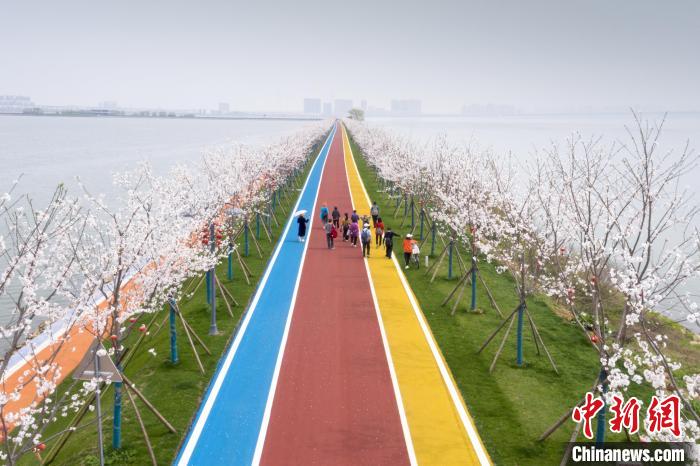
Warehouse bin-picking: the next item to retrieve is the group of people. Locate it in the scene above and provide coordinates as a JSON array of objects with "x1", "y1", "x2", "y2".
[{"x1": 296, "y1": 201, "x2": 420, "y2": 269}]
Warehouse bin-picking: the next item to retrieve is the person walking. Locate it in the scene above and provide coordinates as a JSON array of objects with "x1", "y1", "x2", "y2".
[
  {"x1": 341, "y1": 213, "x2": 350, "y2": 242},
  {"x1": 331, "y1": 206, "x2": 340, "y2": 229},
  {"x1": 350, "y1": 210, "x2": 360, "y2": 224},
  {"x1": 324, "y1": 218, "x2": 335, "y2": 249},
  {"x1": 375, "y1": 217, "x2": 385, "y2": 247},
  {"x1": 370, "y1": 201, "x2": 380, "y2": 226},
  {"x1": 384, "y1": 227, "x2": 396, "y2": 258},
  {"x1": 320, "y1": 204, "x2": 329, "y2": 223},
  {"x1": 349, "y1": 220, "x2": 359, "y2": 247},
  {"x1": 361, "y1": 223, "x2": 372, "y2": 257},
  {"x1": 403, "y1": 233, "x2": 415, "y2": 269},
  {"x1": 411, "y1": 240, "x2": 421, "y2": 269},
  {"x1": 296, "y1": 213, "x2": 309, "y2": 242}
]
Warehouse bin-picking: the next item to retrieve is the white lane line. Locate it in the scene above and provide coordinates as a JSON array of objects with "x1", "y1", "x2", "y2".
[
  {"x1": 177, "y1": 126, "x2": 335, "y2": 466},
  {"x1": 343, "y1": 124, "x2": 492, "y2": 466},
  {"x1": 251, "y1": 124, "x2": 336, "y2": 465},
  {"x1": 362, "y1": 258, "x2": 418, "y2": 465},
  {"x1": 342, "y1": 128, "x2": 417, "y2": 465}
]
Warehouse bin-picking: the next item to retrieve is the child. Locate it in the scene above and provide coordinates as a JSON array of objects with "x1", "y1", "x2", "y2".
[
  {"x1": 411, "y1": 240, "x2": 421, "y2": 268},
  {"x1": 341, "y1": 213, "x2": 350, "y2": 241}
]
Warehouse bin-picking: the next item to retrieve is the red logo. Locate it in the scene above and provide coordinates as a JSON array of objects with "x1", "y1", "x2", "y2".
[
  {"x1": 609, "y1": 395, "x2": 641, "y2": 434},
  {"x1": 647, "y1": 395, "x2": 681, "y2": 436},
  {"x1": 572, "y1": 392, "x2": 605, "y2": 439}
]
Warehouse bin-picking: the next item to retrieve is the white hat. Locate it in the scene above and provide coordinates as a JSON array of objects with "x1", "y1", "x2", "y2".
[
  {"x1": 364, "y1": 223, "x2": 369, "y2": 227},
  {"x1": 406, "y1": 233, "x2": 413, "y2": 238}
]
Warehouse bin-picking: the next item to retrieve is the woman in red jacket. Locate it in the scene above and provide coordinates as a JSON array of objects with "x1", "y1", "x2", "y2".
[{"x1": 375, "y1": 217, "x2": 385, "y2": 247}]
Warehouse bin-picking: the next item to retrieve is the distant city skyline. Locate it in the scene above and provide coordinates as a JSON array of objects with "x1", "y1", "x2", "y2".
[{"x1": 2, "y1": 1, "x2": 698, "y2": 114}]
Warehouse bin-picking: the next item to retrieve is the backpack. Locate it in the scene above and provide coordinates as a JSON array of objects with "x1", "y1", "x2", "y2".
[
  {"x1": 331, "y1": 226, "x2": 338, "y2": 238},
  {"x1": 361, "y1": 229, "x2": 371, "y2": 243}
]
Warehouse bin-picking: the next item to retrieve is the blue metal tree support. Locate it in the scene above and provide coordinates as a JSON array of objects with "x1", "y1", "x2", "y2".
[
  {"x1": 410, "y1": 197, "x2": 415, "y2": 230},
  {"x1": 208, "y1": 222, "x2": 218, "y2": 335},
  {"x1": 256, "y1": 212, "x2": 261, "y2": 239},
  {"x1": 471, "y1": 256, "x2": 478, "y2": 311},
  {"x1": 516, "y1": 305, "x2": 524, "y2": 366},
  {"x1": 596, "y1": 369, "x2": 608, "y2": 445},
  {"x1": 205, "y1": 270, "x2": 212, "y2": 303},
  {"x1": 448, "y1": 241, "x2": 454, "y2": 280},
  {"x1": 419, "y1": 209, "x2": 424, "y2": 240},
  {"x1": 169, "y1": 300, "x2": 179, "y2": 364},
  {"x1": 431, "y1": 222, "x2": 436, "y2": 256},
  {"x1": 227, "y1": 249, "x2": 233, "y2": 281},
  {"x1": 244, "y1": 220, "x2": 250, "y2": 257},
  {"x1": 112, "y1": 339, "x2": 122, "y2": 449}
]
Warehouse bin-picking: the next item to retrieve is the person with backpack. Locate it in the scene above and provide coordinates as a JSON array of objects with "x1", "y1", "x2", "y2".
[
  {"x1": 384, "y1": 227, "x2": 397, "y2": 258},
  {"x1": 350, "y1": 210, "x2": 360, "y2": 223},
  {"x1": 375, "y1": 217, "x2": 385, "y2": 247},
  {"x1": 370, "y1": 201, "x2": 380, "y2": 226},
  {"x1": 349, "y1": 220, "x2": 360, "y2": 247},
  {"x1": 324, "y1": 218, "x2": 336, "y2": 249},
  {"x1": 331, "y1": 206, "x2": 340, "y2": 229},
  {"x1": 341, "y1": 213, "x2": 350, "y2": 242},
  {"x1": 361, "y1": 223, "x2": 372, "y2": 257},
  {"x1": 320, "y1": 204, "x2": 329, "y2": 223},
  {"x1": 403, "y1": 233, "x2": 416, "y2": 269},
  {"x1": 296, "y1": 213, "x2": 309, "y2": 242}
]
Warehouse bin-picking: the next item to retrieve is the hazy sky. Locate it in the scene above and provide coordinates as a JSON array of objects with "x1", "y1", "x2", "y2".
[{"x1": 2, "y1": 0, "x2": 699, "y2": 113}]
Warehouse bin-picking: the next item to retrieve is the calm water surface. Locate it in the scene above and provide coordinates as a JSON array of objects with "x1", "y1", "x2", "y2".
[
  {"x1": 368, "y1": 113, "x2": 700, "y2": 333},
  {"x1": 0, "y1": 116, "x2": 315, "y2": 332}
]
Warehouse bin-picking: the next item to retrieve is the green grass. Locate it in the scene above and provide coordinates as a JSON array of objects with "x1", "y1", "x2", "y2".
[
  {"x1": 16, "y1": 140, "x2": 325, "y2": 466},
  {"x1": 347, "y1": 133, "x2": 628, "y2": 465}
]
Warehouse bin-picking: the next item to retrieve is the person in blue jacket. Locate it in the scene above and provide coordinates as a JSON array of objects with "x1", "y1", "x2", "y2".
[
  {"x1": 297, "y1": 214, "x2": 309, "y2": 242},
  {"x1": 319, "y1": 204, "x2": 329, "y2": 223}
]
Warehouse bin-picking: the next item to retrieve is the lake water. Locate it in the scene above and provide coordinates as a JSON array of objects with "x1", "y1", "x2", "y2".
[
  {"x1": 0, "y1": 115, "x2": 315, "y2": 336},
  {"x1": 367, "y1": 113, "x2": 700, "y2": 334},
  {"x1": 367, "y1": 113, "x2": 700, "y2": 162},
  {"x1": 0, "y1": 115, "x2": 316, "y2": 206}
]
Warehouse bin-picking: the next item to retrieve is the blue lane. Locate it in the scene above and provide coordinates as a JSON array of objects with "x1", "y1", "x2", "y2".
[{"x1": 174, "y1": 124, "x2": 336, "y2": 466}]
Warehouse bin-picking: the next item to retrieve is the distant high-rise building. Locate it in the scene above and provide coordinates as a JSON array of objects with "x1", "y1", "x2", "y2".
[
  {"x1": 322, "y1": 102, "x2": 332, "y2": 116},
  {"x1": 303, "y1": 98, "x2": 322, "y2": 114},
  {"x1": 333, "y1": 99, "x2": 353, "y2": 117},
  {"x1": 218, "y1": 102, "x2": 230, "y2": 114},
  {"x1": 361, "y1": 100, "x2": 367, "y2": 111},
  {"x1": 390, "y1": 99, "x2": 422, "y2": 116}
]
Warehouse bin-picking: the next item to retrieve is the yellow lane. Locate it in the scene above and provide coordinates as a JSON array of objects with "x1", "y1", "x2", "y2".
[{"x1": 341, "y1": 125, "x2": 491, "y2": 466}]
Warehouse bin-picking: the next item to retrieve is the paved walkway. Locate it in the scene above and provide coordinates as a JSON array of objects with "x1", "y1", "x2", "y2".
[{"x1": 175, "y1": 123, "x2": 491, "y2": 466}]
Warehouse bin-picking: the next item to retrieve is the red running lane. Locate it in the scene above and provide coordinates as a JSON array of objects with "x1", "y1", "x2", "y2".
[{"x1": 260, "y1": 126, "x2": 410, "y2": 465}]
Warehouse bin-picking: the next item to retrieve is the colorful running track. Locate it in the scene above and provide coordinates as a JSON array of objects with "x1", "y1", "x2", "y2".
[{"x1": 174, "y1": 123, "x2": 491, "y2": 466}]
